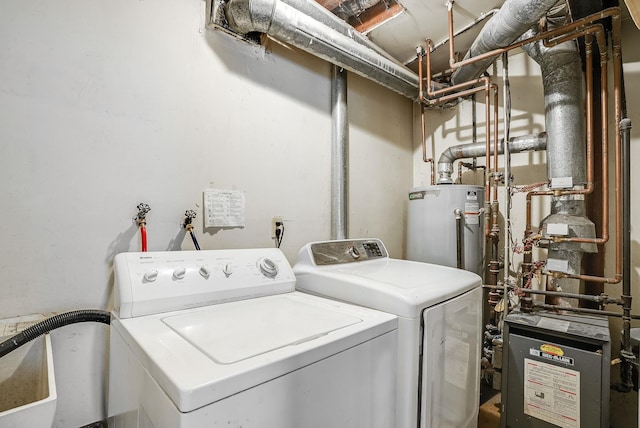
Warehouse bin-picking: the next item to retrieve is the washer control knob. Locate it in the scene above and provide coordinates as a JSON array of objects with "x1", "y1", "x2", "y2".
[
  {"x1": 348, "y1": 246, "x2": 360, "y2": 260},
  {"x1": 258, "y1": 258, "x2": 278, "y2": 278},
  {"x1": 199, "y1": 265, "x2": 211, "y2": 278},
  {"x1": 143, "y1": 269, "x2": 158, "y2": 282},
  {"x1": 173, "y1": 267, "x2": 187, "y2": 280},
  {"x1": 222, "y1": 263, "x2": 233, "y2": 277}
]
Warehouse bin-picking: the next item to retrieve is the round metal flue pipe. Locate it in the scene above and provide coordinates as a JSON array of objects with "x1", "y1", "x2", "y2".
[{"x1": 331, "y1": 66, "x2": 349, "y2": 240}]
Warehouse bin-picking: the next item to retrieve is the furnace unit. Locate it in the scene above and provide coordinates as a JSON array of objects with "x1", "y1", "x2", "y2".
[{"x1": 501, "y1": 310, "x2": 610, "y2": 428}]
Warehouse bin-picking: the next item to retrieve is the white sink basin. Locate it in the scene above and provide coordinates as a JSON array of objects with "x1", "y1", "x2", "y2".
[{"x1": 0, "y1": 315, "x2": 57, "y2": 428}]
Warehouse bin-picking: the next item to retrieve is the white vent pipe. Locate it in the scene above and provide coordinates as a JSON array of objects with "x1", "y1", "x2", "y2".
[{"x1": 224, "y1": 0, "x2": 420, "y2": 99}]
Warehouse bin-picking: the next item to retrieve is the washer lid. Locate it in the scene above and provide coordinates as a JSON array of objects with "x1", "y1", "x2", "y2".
[
  {"x1": 112, "y1": 292, "x2": 397, "y2": 413},
  {"x1": 162, "y1": 297, "x2": 360, "y2": 364}
]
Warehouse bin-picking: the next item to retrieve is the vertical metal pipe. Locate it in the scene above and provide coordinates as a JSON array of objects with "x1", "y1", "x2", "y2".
[
  {"x1": 331, "y1": 66, "x2": 348, "y2": 240},
  {"x1": 502, "y1": 52, "x2": 512, "y2": 290},
  {"x1": 621, "y1": 118, "x2": 633, "y2": 388},
  {"x1": 454, "y1": 209, "x2": 463, "y2": 269}
]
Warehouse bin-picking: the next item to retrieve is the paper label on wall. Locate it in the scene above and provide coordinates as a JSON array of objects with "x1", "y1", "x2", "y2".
[
  {"x1": 524, "y1": 358, "x2": 580, "y2": 428},
  {"x1": 444, "y1": 335, "x2": 470, "y2": 389},
  {"x1": 204, "y1": 189, "x2": 245, "y2": 228}
]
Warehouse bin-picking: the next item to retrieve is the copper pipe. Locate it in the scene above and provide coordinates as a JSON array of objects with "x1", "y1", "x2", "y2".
[
  {"x1": 530, "y1": 302, "x2": 640, "y2": 319},
  {"x1": 422, "y1": 40, "x2": 491, "y2": 102},
  {"x1": 554, "y1": 25, "x2": 610, "y2": 245},
  {"x1": 492, "y1": 84, "x2": 499, "y2": 202},
  {"x1": 448, "y1": 0, "x2": 455, "y2": 68},
  {"x1": 447, "y1": 7, "x2": 621, "y2": 72},
  {"x1": 524, "y1": 190, "x2": 552, "y2": 237},
  {"x1": 419, "y1": 40, "x2": 494, "y2": 189},
  {"x1": 483, "y1": 284, "x2": 623, "y2": 305},
  {"x1": 557, "y1": 272, "x2": 621, "y2": 284},
  {"x1": 420, "y1": 103, "x2": 436, "y2": 185}
]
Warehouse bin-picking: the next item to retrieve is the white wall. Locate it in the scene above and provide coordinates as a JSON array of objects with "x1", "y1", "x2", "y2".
[{"x1": 0, "y1": 0, "x2": 413, "y2": 425}]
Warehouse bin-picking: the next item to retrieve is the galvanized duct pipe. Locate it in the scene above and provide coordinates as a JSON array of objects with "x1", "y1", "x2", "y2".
[
  {"x1": 450, "y1": 0, "x2": 564, "y2": 85},
  {"x1": 225, "y1": 0, "x2": 419, "y2": 99},
  {"x1": 331, "y1": 66, "x2": 349, "y2": 240},
  {"x1": 519, "y1": 27, "x2": 586, "y2": 184},
  {"x1": 436, "y1": 133, "x2": 547, "y2": 184},
  {"x1": 519, "y1": 9, "x2": 595, "y2": 304}
]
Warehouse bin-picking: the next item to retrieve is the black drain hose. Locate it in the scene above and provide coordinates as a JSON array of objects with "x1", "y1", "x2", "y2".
[{"x1": 0, "y1": 309, "x2": 111, "y2": 359}]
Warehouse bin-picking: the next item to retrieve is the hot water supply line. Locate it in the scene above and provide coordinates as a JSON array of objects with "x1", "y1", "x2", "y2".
[
  {"x1": 0, "y1": 310, "x2": 111, "y2": 359},
  {"x1": 183, "y1": 210, "x2": 201, "y2": 250},
  {"x1": 135, "y1": 203, "x2": 151, "y2": 252}
]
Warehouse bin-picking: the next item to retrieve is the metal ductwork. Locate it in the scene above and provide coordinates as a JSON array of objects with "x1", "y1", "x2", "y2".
[
  {"x1": 224, "y1": 0, "x2": 420, "y2": 99},
  {"x1": 450, "y1": 0, "x2": 564, "y2": 85},
  {"x1": 519, "y1": 27, "x2": 586, "y2": 184},
  {"x1": 437, "y1": 133, "x2": 547, "y2": 184},
  {"x1": 519, "y1": 6, "x2": 595, "y2": 302}
]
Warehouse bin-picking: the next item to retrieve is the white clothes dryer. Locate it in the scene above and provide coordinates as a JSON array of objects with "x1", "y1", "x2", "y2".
[
  {"x1": 294, "y1": 239, "x2": 483, "y2": 428},
  {"x1": 108, "y1": 248, "x2": 397, "y2": 428}
]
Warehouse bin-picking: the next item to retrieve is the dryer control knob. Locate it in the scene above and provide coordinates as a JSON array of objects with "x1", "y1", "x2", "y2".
[
  {"x1": 173, "y1": 267, "x2": 187, "y2": 280},
  {"x1": 143, "y1": 269, "x2": 158, "y2": 282},
  {"x1": 258, "y1": 258, "x2": 278, "y2": 278},
  {"x1": 199, "y1": 265, "x2": 211, "y2": 278}
]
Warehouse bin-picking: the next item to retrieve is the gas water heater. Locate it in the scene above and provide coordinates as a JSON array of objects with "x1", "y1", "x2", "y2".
[{"x1": 407, "y1": 185, "x2": 485, "y2": 276}]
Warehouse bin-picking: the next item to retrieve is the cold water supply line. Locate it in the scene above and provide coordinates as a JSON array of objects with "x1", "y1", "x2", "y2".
[
  {"x1": 135, "y1": 203, "x2": 150, "y2": 252},
  {"x1": 183, "y1": 210, "x2": 201, "y2": 251}
]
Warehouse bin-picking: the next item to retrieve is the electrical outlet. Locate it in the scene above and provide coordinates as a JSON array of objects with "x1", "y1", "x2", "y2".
[{"x1": 271, "y1": 216, "x2": 283, "y2": 238}]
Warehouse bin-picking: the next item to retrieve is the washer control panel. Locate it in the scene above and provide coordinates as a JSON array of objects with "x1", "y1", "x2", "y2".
[
  {"x1": 114, "y1": 248, "x2": 295, "y2": 318},
  {"x1": 309, "y1": 239, "x2": 388, "y2": 266}
]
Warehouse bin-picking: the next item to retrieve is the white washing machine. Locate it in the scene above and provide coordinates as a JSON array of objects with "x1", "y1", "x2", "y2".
[
  {"x1": 294, "y1": 238, "x2": 483, "y2": 428},
  {"x1": 108, "y1": 248, "x2": 398, "y2": 428}
]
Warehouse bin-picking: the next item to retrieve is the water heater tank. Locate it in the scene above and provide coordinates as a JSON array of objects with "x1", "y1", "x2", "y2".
[{"x1": 407, "y1": 185, "x2": 485, "y2": 276}]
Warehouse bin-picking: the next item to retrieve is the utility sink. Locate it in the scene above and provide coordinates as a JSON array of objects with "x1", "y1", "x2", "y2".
[{"x1": 0, "y1": 315, "x2": 57, "y2": 428}]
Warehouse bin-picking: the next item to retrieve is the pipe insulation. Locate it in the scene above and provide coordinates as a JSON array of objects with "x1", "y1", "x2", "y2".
[
  {"x1": 225, "y1": 0, "x2": 420, "y2": 99},
  {"x1": 450, "y1": 0, "x2": 565, "y2": 85},
  {"x1": 437, "y1": 133, "x2": 547, "y2": 184}
]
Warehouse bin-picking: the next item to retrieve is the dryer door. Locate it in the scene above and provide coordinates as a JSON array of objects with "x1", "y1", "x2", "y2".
[{"x1": 420, "y1": 286, "x2": 482, "y2": 428}]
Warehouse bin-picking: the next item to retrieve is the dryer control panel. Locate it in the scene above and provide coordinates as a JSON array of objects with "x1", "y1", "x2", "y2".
[
  {"x1": 308, "y1": 239, "x2": 388, "y2": 266},
  {"x1": 114, "y1": 248, "x2": 295, "y2": 318}
]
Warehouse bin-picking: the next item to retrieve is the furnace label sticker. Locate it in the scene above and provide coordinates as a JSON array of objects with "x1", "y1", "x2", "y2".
[
  {"x1": 524, "y1": 358, "x2": 580, "y2": 428},
  {"x1": 530, "y1": 347, "x2": 575, "y2": 366}
]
